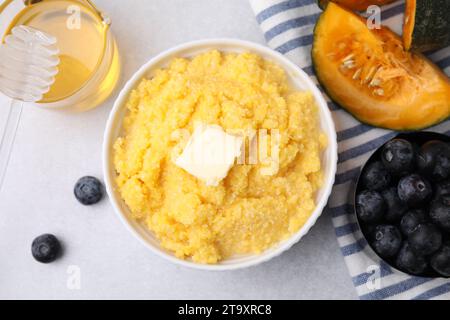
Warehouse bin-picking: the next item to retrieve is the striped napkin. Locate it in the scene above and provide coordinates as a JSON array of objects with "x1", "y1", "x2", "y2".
[{"x1": 249, "y1": 0, "x2": 450, "y2": 300}]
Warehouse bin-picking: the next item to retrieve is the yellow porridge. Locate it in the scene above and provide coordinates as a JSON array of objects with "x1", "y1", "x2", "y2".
[{"x1": 113, "y1": 50, "x2": 326, "y2": 263}]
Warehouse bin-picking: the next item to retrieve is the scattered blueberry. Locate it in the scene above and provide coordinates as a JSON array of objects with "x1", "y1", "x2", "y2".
[
  {"x1": 417, "y1": 140, "x2": 450, "y2": 182},
  {"x1": 381, "y1": 139, "x2": 415, "y2": 176},
  {"x1": 398, "y1": 174, "x2": 432, "y2": 208},
  {"x1": 409, "y1": 223, "x2": 442, "y2": 256},
  {"x1": 31, "y1": 234, "x2": 61, "y2": 263},
  {"x1": 372, "y1": 225, "x2": 402, "y2": 259},
  {"x1": 430, "y1": 244, "x2": 450, "y2": 277},
  {"x1": 382, "y1": 187, "x2": 407, "y2": 222},
  {"x1": 430, "y1": 194, "x2": 450, "y2": 232},
  {"x1": 396, "y1": 242, "x2": 428, "y2": 275},
  {"x1": 356, "y1": 190, "x2": 385, "y2": 223},
  {"x1": 400, "y1": 209, "x2": 427, "y2": 237},
  {"x1": 74, "y1": 176, "x2": 104, "y2": 205},
  {"x1": 361, "y1": 161, "x2": 391, "y2": 191}
]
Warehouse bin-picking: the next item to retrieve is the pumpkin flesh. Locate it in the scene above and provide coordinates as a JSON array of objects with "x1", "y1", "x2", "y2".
[
  {"x1": 312, "y1": 3, "x2": 450, "y2": 130},
  {"x1": 318, "y1": 0, "x2": 397, "y2": 11},
  {"x1": 403, "y1": 0, "x2": 416, "y2": 50}
]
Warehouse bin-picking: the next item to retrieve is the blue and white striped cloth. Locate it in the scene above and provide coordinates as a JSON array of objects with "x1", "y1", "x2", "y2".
[{"x1": 249, "y1": 0, "x2": 450, "y2": 300}]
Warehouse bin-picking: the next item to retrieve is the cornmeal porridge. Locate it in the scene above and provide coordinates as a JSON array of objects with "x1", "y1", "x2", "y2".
[{"x1": 113, "y1": 50, "x2": 326, "y2": 263}]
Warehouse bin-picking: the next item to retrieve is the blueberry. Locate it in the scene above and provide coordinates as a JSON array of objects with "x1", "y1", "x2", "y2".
[
  {"x1": 398, "y1": 174, "x2": 432, "y2": 208},
  {"x1": 409, "y1": 223, "x2": 442, "y2": 256},
  {"x1": 31, "y1": 234, "x2": 61, "y2": 263},
  {"x1": 430, "y1": 244, "x2": 450, "y2": 277},
  {"x1": 361, "y1": 161, "x2": 391, "y2": 191},
  {"x1": 74, "y1": 176, "x2": 104, "y2": 205},
  {"x1": 417, "y1": 140, "x2": 450, "y2": 182},
  {"x1": 356, "y1": 190, "x2": 386, "y2": 223},
  {"x1": 434, "y1": 180, "x2": 450, "y2": 200},
  {"x1": 400, "y1": 209, "x2": 427, "y2": 237},
  {"x1": 396, "y1": 242, "x2": 428, "y2": 275},
  {"x1": 381, "y1": 139, "x2": 415, "y2": 176},
  {"x1": 430, "y1": 194, "x2": 450, "y2": 232},
  {"x1": 382, "y1": 187, "x2": 407, "y2": 222},
  {"x1": 372, "y1": 225, "x2": 402, "y2": 259}
]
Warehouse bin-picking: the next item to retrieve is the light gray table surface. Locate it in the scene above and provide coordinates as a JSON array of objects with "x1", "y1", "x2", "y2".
[{"x1": 0, "y1": 0, "x2": 357, "y2": 300}]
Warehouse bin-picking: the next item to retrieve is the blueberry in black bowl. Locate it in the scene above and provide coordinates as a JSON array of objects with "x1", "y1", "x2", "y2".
[
  {"x1": 396, "y1": 242, "x2": 428, "y2": 275},
  {"x1": 361, "y1": 161, "x2": 391, "y2": 191},
  {"x1": 400, "y1": 209, "x2": 427, "y2": 237},
  {"x1": 434, "y1": 179, "x2": 450, "y2": 199},
  {"x1": 356, "y1": 190, "x2": 385, "y2": 223},
  {"x1": 417, "y1": 140, "x2": 450, "y2": 182},
  {"x1": 430, "y1": 194, "x2": 450, "y2": 232},
  {"x1": 372, "y1": 225, "x2": 402, "y2": 259},
  {"x1": 430, "y1": 244, "x2": 450, "y2": 277},
  {"x1": 382, "y1": 187, "x2": 407, "y2": 222},
  {"x1": 31, "y1": 234, "x2": 61, "y2": 263},
  {"x1": 408, "y1": 223, "x2": 442, "y2": 256},
  {"x1": 381, "y1": 139, "x2": 415, "y2": 176},
  {"x1": 355, "y1": 132, "x2": 450, "y2": 278},
  {"x1": 74, "y1": 176, "x2": 104, "y2": 205},
  {"x1": 397, "y1": 174, "x2": 432, "y2": 208}
]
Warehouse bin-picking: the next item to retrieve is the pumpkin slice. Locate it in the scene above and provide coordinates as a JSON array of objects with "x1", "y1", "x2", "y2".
[
  {"x1": 317, "y1": 0, "x2": 396, "y2": 11},
  {"x1": 312, "y1": 2, "x2": 450, "y2": 131},
  {"x1": 403, "y1": 0, "x2": 450, "y2": 52}
]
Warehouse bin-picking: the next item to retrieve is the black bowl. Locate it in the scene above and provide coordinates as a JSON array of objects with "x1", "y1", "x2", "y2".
[{"x1": 354, "y1": 131, "x2": 450, "y2": 278}]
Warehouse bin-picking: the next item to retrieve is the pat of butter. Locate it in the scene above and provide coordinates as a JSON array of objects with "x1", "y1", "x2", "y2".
[{"x1": 175, "y1": 123, "x2": 243, "y2": 186}]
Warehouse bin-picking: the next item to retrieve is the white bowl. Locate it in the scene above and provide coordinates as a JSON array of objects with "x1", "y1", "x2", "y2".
[{"x1": 103, "y1": 39, "x2": 337, "y2": 271}]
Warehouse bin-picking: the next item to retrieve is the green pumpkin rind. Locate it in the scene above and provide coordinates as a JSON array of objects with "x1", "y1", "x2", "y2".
[{"x1": 404, "y1": 0, "x2": 450, "y2": 52}]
